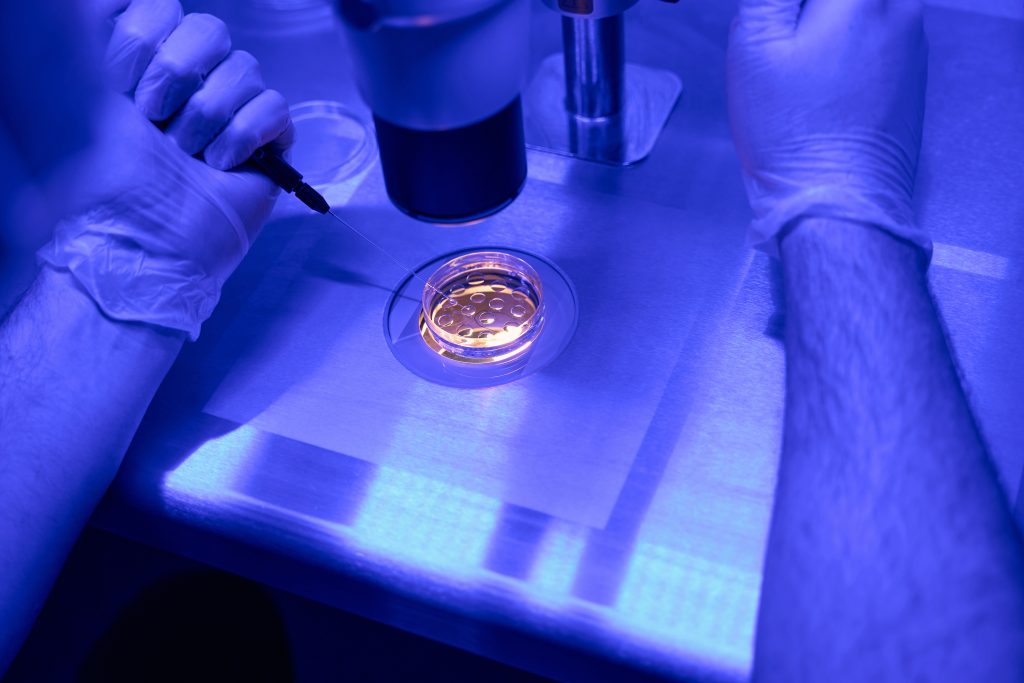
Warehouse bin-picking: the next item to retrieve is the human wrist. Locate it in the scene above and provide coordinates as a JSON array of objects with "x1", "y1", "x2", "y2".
[
  {"x1": 744, "y1": 183, "x2": 930, "y2": 262},
  {"x1": 31, "y1": 266, "x2": 186, "y2": 361},
  {"x1": 0, "y1": 267, "x2": 183, "y2": 464},
  {"x1": 780, "y1": 216, "x2": 929, "y2": 282},
  {"x1": 37, "y1": 208, "x2": 232, "y2": 341}
]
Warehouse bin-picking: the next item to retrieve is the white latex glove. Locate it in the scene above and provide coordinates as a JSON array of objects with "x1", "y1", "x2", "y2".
[
  {"x1": 39, "y1": 0, "x2": 294, "y2": 339},
  {"x1": 727, "y1": 0, "x2": 932, "y2": 259}
]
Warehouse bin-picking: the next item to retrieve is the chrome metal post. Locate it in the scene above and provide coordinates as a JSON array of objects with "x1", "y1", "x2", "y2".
[
  {"x1": 562, "y1": 15, "x2": 625, "y2": 119},
  {"x1": 525, "y1": 3, "x2": 681, "y2": 165}
]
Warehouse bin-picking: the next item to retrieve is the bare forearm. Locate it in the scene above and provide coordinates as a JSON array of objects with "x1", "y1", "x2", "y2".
[
  {"x1": 754, "y1": 219, "x2": 1024, "y2": 681},
  {"x1": 0, "y1": 267, "x2": 182, "y2": 669}
]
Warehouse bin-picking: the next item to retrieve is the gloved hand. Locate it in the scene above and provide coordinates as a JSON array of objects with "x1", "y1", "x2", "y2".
[
  {"x1": 727, "y1": 0, "x2": 932, "y2": 259},
  {"x1": 39, "y1": 0, "x2": 294, "y2": 339}
]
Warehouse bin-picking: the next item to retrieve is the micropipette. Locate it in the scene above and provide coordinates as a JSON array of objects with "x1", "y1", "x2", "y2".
[
  {"x1": 246, "y1": 146, "x2": 331, "y2": 214},
  {"x1": 246, "y1": 146, "x2": 457, "y2": 305}
]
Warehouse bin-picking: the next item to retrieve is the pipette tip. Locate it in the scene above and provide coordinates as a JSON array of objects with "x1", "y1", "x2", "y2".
[{"x1": 295, "y1": 183, "x2": 330, "y2": 214}]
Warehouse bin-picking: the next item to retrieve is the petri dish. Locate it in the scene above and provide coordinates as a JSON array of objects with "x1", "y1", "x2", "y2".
[
  {"x1": 288, "y1": 101, "x2": 376, "y2": 193},
  {"x1": 385, "y1": 247, "x2": 578, "y2": 389},
  {"x1": 419, "y1": 251, "x2": 544, "y2": 363}
]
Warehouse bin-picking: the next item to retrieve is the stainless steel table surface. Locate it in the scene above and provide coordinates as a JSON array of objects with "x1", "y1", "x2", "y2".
[{"x1": 96, "y1": 2, "x2": 1024, "y2": 681}]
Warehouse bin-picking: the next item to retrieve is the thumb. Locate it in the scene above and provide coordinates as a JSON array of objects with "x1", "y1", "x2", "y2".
[{"x1": 737, "y1": 0, "x2": 804, "y2": 33}]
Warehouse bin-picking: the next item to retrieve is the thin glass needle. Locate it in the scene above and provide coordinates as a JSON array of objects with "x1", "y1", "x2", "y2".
[{"x1": 327, "y1": 209, "x2": 453, "y2": 306}]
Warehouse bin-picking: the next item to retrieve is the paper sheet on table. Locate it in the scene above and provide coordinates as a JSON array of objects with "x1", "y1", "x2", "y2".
[{"x1": 203, "y1": 177, "x2": 740, "y2": 528}]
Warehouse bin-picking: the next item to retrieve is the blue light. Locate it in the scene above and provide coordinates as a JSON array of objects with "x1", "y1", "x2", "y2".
[
  {"x1": 527, "y1": 521, "x2": 589, "y2": 599},
  {"x1": 351, "y1": 466, "x2": 501, "y2": 575},
  {"x1": 163, "y1": 425, "x2": 264, "y2": 500},
  {"x1": 615, "y1": 541, "x2": 759, "y2": 675}
]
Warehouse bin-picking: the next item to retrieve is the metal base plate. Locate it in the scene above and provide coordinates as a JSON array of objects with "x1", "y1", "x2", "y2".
[{"x1": 523, "y1": 54, "x2": 682, "y2": 166}]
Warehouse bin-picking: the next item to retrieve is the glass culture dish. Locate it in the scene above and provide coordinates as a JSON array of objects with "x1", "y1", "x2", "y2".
[{"x1": 419, "y1": 251, "x2": 545, "y2": 363}]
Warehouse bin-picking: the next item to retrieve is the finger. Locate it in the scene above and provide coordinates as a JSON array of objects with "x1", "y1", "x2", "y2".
[
  {"x1": 86, "y1": 0, "x2": 130, "y2": 54},
  {"x1": 204, "y1": 89, "x2": 293, "y2": 170},
  {"x1": 135, "y1": 13, "x2": 232, "y2": 121},
  {"x1": 801, "y1": 0, "x2": 886, "y2": 34},
  {"x1": 271, "y1": 118, "x2": 296, "y2": 156},
  {"x1": 165, "y1": 50, "x2": 265, "y2": 155},
  {"x1": 104, "y1": 0, "x2": 182, "y2": 94},
  {"x1": 93, "y1": 0, "x2": 131, "y2": 22},
  {"x1": 737, "y1": 0, "x2": 804, "y2": 33}
]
